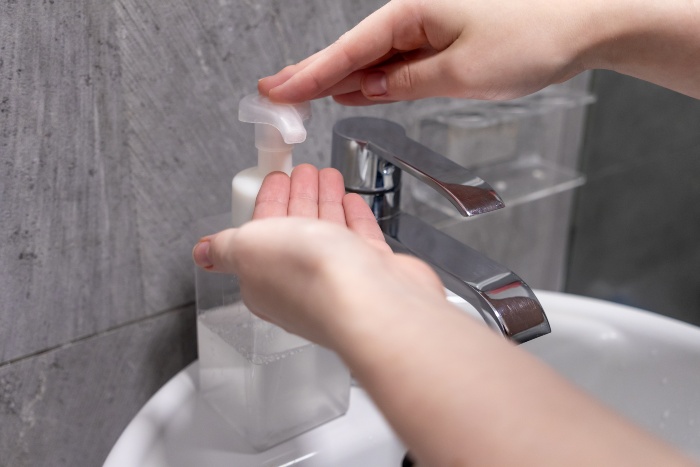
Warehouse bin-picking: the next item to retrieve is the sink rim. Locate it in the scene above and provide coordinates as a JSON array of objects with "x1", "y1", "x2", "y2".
[{"x1": 104, "y1": 290, "x2": 700, "y2": 466}]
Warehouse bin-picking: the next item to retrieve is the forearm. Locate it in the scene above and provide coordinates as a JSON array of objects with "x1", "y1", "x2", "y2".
[
  {"x1": 581, "y1": 0, "x2": 700, "y2": 97},
  {"x1": 332, "y1": 290, "x2": 695, "y2": 466}
]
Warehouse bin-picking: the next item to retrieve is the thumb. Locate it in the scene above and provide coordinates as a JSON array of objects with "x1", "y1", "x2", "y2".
[
  {"x1": 361, "y1": 50, "x2": 464, "y2": 101},
  {"x1": 192, "y1": 228, "x2": 240, "y2": 274}
]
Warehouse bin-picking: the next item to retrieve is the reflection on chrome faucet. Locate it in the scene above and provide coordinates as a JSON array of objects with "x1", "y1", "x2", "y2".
[{"x1": 332, "y1": 117, "x2": 551, "y2": 344}]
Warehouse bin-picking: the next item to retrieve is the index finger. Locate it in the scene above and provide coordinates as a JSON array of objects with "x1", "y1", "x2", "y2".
[
  {"x1": 262, "y1": 1, "x2": 426, "y2": 103},
  {"x1": 253, "y1": 172, "x2": 290, "y2": 219}
]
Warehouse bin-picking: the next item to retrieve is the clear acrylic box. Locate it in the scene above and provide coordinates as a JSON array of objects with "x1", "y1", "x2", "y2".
[
  {"x1": 406, "y1": 89, "x2": 593, "y2": 228},
  {"x1": 194, "y1": 214, "x2": 351, "y2": 451}
]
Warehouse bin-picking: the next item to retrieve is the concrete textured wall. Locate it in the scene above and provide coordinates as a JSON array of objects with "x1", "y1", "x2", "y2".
[{"x1": 0, "y1": 1, "x2": 585, "y2": 465}]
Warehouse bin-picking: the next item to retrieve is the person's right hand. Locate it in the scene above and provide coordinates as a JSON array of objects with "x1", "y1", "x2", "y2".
[
  {"x1": 192, "y1": 165, "x2": 445, "y2": 349},
  {"x1": 259, "y1": 0, "x2": 700, "y2": 103}
]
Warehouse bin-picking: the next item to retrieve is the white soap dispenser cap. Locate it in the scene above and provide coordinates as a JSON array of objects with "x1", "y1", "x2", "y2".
[
  {"x1": 239, "y1": 94, "x2": 311, "y2": 147},
  {"x1": 238, "y1": 94, "x2": 310, "y2": 175}
]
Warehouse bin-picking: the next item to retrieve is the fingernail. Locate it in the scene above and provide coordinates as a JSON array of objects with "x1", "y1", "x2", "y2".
[
  {"x1": 193, "y1": 238, "x2": 214, "y2": 270},
  {"x1": 268, "y1": 84, "x2": 304, "y2": 104},
  {"x1": 363, "y1": 71, "x2": 387, "y2": 97}
]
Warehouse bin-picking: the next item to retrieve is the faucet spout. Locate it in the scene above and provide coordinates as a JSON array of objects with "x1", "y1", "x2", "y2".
[
  {"x1": 331, "y1": 116, "x2": 551, "y2": 343},
  {"x1": 332, "y1": 117, "x2": 504, "y2": 217},
  {"x1": 382, "y1": 213, "x2": 551, "y2": 344}
]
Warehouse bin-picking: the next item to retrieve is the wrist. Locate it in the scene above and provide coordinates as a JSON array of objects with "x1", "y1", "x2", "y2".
[
  {"x1": 574, "y1": 0, "x2": 643, "y2": 72},
  {"x1": 319, "y1": 253, "x2": 451, "y2": 364},
  {"x1": 577, "y1": 0, "x2": 700, "y2": 96}
]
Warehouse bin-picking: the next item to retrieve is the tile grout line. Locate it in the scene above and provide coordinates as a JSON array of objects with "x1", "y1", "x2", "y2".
[{"x1": 0, "y1": 302, "x2": 195, "y2": 370}]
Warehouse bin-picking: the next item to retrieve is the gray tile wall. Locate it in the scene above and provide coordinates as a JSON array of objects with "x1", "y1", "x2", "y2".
[
  {"x1": 0, "y1": 1, "x2": 587, "y2": 465},
  {"x1": 1, "y1": 0, "x2": 143, "y2": 364},
  {"x1": 0, "y1": 305, "x2": 196, "y2": 467},
  {"x1": 567, "y1": 71, "x2": 700, "y2": 325}
]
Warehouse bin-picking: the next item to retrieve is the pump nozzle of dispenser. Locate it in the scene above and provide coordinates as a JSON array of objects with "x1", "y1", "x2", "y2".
[
  {"x1": 238, "y1": 94, "x2": 311, "y2": 174},
  {"x1": 232, "y1": 94, "x2": 311, "y2": 226}
]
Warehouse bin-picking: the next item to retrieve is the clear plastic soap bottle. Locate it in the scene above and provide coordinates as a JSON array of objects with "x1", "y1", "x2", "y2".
[{"x1": 195, "y1": 94, "x2": 351, "y2": 451}]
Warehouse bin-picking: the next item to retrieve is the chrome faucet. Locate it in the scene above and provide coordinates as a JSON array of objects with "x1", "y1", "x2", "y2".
[{"x1": 332, "y1": 117, "x2": 551, "y2": 344}]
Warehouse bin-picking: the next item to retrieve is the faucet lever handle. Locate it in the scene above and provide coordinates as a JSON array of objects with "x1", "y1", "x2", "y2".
[{"x1": 332, "y1": 117, "x2": 505, "y2": 216}]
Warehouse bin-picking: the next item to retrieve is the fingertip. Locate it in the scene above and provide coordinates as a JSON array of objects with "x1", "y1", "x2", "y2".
[
  {"x1": 258, "y1": 76, "x2": 280, "y2": 97},
  {"x1": 267, "y1": 83, "x2": 303, "y2": 104},
  {"x1": 290, "y1": 163, "x2": 320, "y2": 187},
  {"x1": 257, "y1": 78, "x2": 271, "y2": 96},
  {"x1": 318, "y1": 166, "x2": 343, "y2": 183},
  {"x1": 268, "y1": 63, "x2": 334, "y2": 103},
  {"x1": 258, "y1": 65, "x2": 297, "y2": 97},
  {"x1": 257, "y1": 170, "x2": 291, "y2": 197},
  {"x1": 361, "y1": 71, "x2": 388, "y2": 97},
  {"x1": 291, "y1": 162, "x2": 318, "y2": 174},
  {"x1": 262, "y1": 170, "x2": 291, "y2": 182},
  {"x1": 193, "y1": 237, "x2": 214, "y2": 270},
  {"x1": 195, "y1": 228, "x2": 241, "y2": 274}
]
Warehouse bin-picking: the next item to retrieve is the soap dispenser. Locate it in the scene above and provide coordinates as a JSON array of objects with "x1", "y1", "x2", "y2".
[{"x1": 195, "y1": 94, "x2": 351, "y2": 451}]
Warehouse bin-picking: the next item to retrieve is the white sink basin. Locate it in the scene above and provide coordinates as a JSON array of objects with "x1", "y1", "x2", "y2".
[{"x1": 104, "y1": 291, "x2": 700, "y2": 466}]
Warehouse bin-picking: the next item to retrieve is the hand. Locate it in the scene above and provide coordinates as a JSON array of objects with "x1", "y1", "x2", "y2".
[
  {"x1": 192, "y1": 164, "x2": 443, "y2": 348},
  {"x1": 258, "y1": 0, "x2": 593, "y2": 104},
  {"x1": 259, "y1": 0, "x2": 700, "y2": 103}
]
